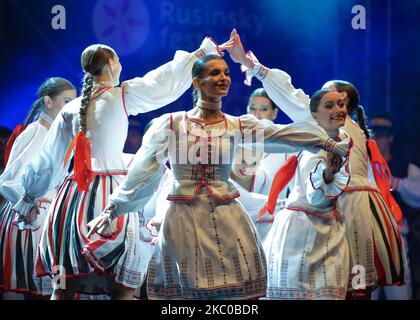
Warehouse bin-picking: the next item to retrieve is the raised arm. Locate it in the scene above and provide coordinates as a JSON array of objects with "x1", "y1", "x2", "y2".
[
  {"x1": 123, "y1": 37, "x2": 233, "y2": 115},
  {"x1": 227, "y1": 29, "x2": 314, "y2": 123}
]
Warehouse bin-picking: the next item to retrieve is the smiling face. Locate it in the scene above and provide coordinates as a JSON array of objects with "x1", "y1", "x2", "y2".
[
  {"x1": 247, "y1": 96, "x2": 278, "y2": 120},
  {"x1": 193, "y1": 59, "x2": 231, "y2": 101},
  {"x1": 312, "y1": 91, "x2": 347, "y2": 131}
]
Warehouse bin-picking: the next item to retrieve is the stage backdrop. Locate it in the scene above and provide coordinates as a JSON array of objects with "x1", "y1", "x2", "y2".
[{"x1": 0, "y1": 0, "x2": 419, "y2": 161}]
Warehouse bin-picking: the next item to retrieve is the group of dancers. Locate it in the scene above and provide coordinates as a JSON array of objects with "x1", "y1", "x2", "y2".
[{"x1": 0, "y1": 29, "x2": 407, "y2": 300}]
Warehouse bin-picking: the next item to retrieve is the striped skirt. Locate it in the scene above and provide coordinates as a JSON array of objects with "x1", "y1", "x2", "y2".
[
  {"x1": 339, "y1": 188, "x2": 406, "y2": 292},
  {"x1": 0, "y1": 200, "x2": 52, "y2": 296},
  {"x1": 146, "y1": 190, "x2": 267, "y2": 300},
  {"x1": 36, "y1": 173, "x2": 144, "y2": 295}
]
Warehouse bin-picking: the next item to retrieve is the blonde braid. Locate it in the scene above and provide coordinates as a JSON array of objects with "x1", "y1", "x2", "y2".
[{"x1": 79, "y1": 73, "x2": 94, "y2": 134}]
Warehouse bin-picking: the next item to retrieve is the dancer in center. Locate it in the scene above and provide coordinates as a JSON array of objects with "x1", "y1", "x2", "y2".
[{"x1": 86, "y1": 54, "x2": 350, "y2": 300}]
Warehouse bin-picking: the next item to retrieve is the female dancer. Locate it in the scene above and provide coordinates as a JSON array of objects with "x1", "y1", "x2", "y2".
[
  {"x1": 240, "y1": 88, "x2": 297, "y2": 241},
  {"x1": 10, "y1": 37, "x2": 230, "y2": 300},
  {"x1": 227, "y1": 29, "x2": 406, "y2": 298},
  {"x1": 247, "y1": 88, "x2": 296, "y2": 200},
  {"x1": 262, "y1": 89, "x2": 351, "y2": 299},
  {"x1": 0, "y1": 78, "x2": 76, "y2": 298},
  {"x1": 86, "y1": 54, "x2": 349, "y2": 300}
]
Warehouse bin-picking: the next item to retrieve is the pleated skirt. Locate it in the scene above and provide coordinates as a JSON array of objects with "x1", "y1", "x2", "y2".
[
  {"x1": 36, "y1": 173, "x2": 144, "y2": 295},
  {"x1": 0, "y1": 201, "x2": 52, "y2": 296},
  {"x1": 146, "y1": 190, "x2": 267, "y2": 300},
  {"x1": 263, "y1": 208, "x2": 349, "y2": 300},
  {"x1": 339, "y1": 188, "x2": 406, "y2": 292}
]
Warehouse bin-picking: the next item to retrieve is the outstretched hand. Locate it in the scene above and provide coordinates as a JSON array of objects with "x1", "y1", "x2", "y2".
[
  {"x1": 323, "y1": 152, "x2": 343, "y2": 183},
  {"x1": 218, "y1": 38, "x2": 234, "y2": 56},
  {"x1": 226, "y1": 28, "x2": 254, "y2": 68},
  {"x1": 330, "y1": 153, "x2": 343, "y2": 174},
  {"x1": 226, "y1": 29, "x2": 245, "y2": 63}
]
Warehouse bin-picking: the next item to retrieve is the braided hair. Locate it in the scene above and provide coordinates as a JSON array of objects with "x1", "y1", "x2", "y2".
[
  {"x1": 79, "y1": 44, "x2": 115, "y2": 134},
  {"x1": 326, "y1": 80, "x2": 371, "y2": 139},
  {"x1": 356, "y1": 104, "x2": 370, "y2": 139},
  {"x1": 24, "y1": 77, "x2": 75, "y2": 126}
]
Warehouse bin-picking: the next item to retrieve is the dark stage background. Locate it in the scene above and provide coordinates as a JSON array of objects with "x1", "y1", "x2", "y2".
[
  {"x1": 1, "y1": 0, "x2": 419, "y2": 145},
  {"x1": 0, "y1": 0, "x2": 420, "y2": 299}
]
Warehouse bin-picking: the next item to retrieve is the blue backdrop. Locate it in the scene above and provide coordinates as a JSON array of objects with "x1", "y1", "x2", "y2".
[{"x1": 0, "y1": 0, "x2": 419, "y2": 160}]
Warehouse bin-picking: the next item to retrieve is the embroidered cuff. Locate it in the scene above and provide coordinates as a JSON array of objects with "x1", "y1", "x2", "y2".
[
  {"x1": 324, "y1": 137, "x2": 352, "y2": 157},
  {"x1": 194, "y1": 37, "x2": 222, "y2": 59},
  {"x1": 12, "y1": 195, "x2": 40, "y2": 231},
  {"x1": 12, "y1": 194, "x2": 35, "y2": 216},
  {"x1": 240, "y1": 51, "x2": 268, "y2": 86}
]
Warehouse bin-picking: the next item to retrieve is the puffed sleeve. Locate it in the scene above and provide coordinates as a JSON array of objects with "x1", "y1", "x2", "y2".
[
  {"x1": 241, "y1": 51, "x2": 315, "y2": 123},
  {"x1": 107, "y1": 114, "x2": 171, "y2": 216},
  {"x1": 0, "y1": 123, "x2": 47, "y2": 204},
  {"x1": 12, "y1": 112, "x2": 73, "y2": 215},
  {"x1": 239, "y1": 114, "x2": 350, "y2": 157},
  {"x1": 122, "y1": 37, "x2": 221, "y2": 115},
  {"x1": 305, "y1": 152, "x2": 350, "y2": 207}
]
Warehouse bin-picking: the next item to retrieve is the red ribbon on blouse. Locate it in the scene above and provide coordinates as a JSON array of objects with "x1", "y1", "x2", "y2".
[
  {"x1": 258, "y1": 155, "x2": 298, "y2": 220},
  {"x1": 64, "y1": 131, "x2": 96, "y2": 192},
  {"x1": 62, "y1": 86, "x2": 113, "y2": 192}
]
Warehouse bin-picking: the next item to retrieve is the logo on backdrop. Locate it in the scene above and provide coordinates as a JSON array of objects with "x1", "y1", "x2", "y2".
[
  {"x1": 92, "y1": 0, "x2": 150, "y2": 56},
  {"x1": 89, "y1": 0, "x2": 265, "y2": 54},
  {"x1": 159, "y1": 1, "x2": 265, "y2": 50}
]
